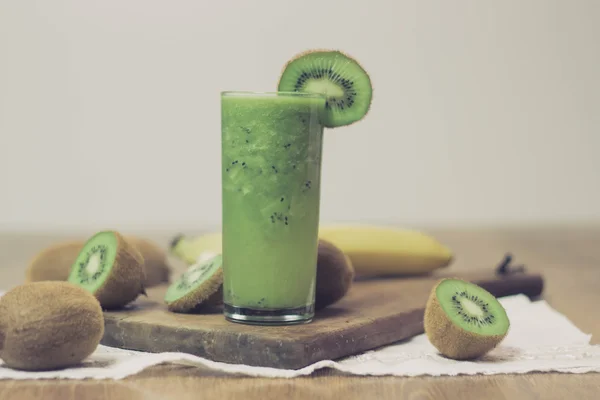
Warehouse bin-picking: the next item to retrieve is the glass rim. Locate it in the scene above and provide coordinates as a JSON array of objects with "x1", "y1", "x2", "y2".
[{"x1": 221, "y1": 90, "x2": 326, "y2": 99}]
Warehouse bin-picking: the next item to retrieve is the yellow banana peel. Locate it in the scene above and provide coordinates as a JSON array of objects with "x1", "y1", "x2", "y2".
[{"x1": 170, "y1": 225, "x2": 453, "y2": 277}]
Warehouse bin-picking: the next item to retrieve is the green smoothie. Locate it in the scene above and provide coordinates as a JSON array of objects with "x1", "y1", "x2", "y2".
[{"x1": 221, "y1": 92, "x2": 325, "y2": 322}]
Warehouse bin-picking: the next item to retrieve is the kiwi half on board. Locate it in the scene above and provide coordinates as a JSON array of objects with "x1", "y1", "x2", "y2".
[
  {"x1": 164, "y1": 254, "x2": 224, "y2": 313},
  {"x1": 424, "y1": 278, "x2": 510, "y2": 360},
  {"x1": 67, "y1": 231, "x2": 146, "y2": 310},
  {"x1": 278, "y1": 49, "x2": 373, "y2": 128}
]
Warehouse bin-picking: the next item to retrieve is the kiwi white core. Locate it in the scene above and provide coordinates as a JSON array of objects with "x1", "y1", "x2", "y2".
[
  {"x1": 461, "y1": 298, "x2": 484, "y2": 318},
  {"x1": 86, "y1": 253, "x2": 102, "y2": 276},
  {"x1": 305, "y1": 80, "x2": 344, "y2": 98}
]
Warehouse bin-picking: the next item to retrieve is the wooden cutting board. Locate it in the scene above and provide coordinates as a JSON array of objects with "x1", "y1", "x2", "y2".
[{"x1": 101, "y1": 271, "x2": 544, "y2": 369}]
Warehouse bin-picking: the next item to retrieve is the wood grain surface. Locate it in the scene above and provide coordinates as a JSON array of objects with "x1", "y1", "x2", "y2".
[
  {"x1": 101, "y1": 272, "x2": 543, "y2": 368},
  {"x1": 0, "y1": 226, "x2": 599, "y2": 399}
]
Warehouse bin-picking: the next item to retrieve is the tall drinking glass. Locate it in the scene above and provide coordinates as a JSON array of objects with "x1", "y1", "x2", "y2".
[{"x1": 221, "y1": 91, "x2": 326, "y2": 325}]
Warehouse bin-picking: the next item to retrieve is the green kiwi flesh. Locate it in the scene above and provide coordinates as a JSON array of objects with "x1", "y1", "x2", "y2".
[
  {"x1": 0, "y1": 281, "x2": 104, "y2": 371},
  {"x1": 278, "y1": 50, "x2": 373, "y2": 128},
  {"x1": 67, "y1": 231, "x2": 146, "y2": 310},
  {"x1": 164, "y1": 254, "x2": 223, "y2": 313},
  {"x1": 424, "y1": 278, "x2": 510, "y2": 360}
]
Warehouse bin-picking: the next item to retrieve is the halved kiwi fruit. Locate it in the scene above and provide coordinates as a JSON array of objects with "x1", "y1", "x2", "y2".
[
  {"x1": 0, "y1": 281, "x2": 104, "y2": 371},
  {"x1": 424, "y1": 278, "x2": 510, "y2": 360},
  {"x1": 164, "y1": 254, "x2": 223, "y2": 313},
  {"x1": 278, "y1": 49, "x2": 373, "y2": 128},
  {"x1": 67, "y1": 231, "x2": 146, "y2": 310}
]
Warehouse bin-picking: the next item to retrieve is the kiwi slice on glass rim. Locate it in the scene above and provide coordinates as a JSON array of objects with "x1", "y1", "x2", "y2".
[{"x1": 278, "y1": 49, "x2": 373, "y2": 128}]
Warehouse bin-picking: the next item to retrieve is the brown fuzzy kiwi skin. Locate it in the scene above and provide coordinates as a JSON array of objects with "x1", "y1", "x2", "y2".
[
  {"x1": 0, "y1": 323, "x2": 5, "y2": 352},
  {"x1": 0, "y1": 281, "x2": 104, "y2": 371},
  {"x1": 25, "y1": 241, "x2": 84, "y2": 282},
  {"x1": 277, "y1": 48, "x2": 374, "y2": 128},
  {"x1": 127, "y1": 236, "x2": 172, "y2": 287},
  {"x1": 84, "y1": 231, "x2": 147, "y2": 310},
  {"x1": 315, "y1": 239, "x2": 355, "y2": 310},
  {"x1": 165, "y1": 268, "x2": 223, "y2": 313},
  {"x1": 423, "y1": 279, "x2": 509, "y2": 360}
]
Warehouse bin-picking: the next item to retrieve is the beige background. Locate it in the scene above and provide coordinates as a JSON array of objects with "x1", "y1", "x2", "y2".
[{"x1": 1, "y1": 0, "x2": 599, "y2": 233}]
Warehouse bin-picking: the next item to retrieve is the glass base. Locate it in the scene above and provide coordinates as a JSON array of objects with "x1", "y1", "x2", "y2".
[{"x1": 224, "y1": 303, "x2": 314, "y2": 326}]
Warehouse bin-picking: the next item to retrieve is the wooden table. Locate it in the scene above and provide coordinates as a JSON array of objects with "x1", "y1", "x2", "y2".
[{"x1": 1, "y1": 226, "x2": 599, "y2": 399}]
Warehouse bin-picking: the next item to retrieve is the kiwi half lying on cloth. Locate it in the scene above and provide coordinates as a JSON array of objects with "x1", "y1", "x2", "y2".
[{"x1": 424, "y1": 278, "x2": 510, "y2": 360}]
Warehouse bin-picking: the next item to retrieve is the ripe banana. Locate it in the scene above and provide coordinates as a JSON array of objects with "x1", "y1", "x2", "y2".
[
  {"x1": 170, "y1": 225, "x2": 453, "y2": 277},
  {"x1": 170, "y1": 232, "x2": 223, "y2": 265},
  {"x1": 318, "y1": 225, "x2": 453, "y2": 276}
]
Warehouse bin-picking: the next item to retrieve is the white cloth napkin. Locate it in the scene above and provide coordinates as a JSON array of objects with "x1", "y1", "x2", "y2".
[{"x1": 0, "y1": 291, "x2": 599, "y2": 380}]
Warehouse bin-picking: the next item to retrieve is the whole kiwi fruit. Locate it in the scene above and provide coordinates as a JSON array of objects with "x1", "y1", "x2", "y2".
[
  {"x1": 315, "y1": 239, "x2": 355, "y2": 310},
  {"x1": 0, "y1": 281, "x2": 104, "y2": 371},
  {"x1": 67, "y1": 231, "x2": 146, "y2": 310},
  {"x1": 127, "y1": 236, "x2": 172, "y2": 286},
  {"x1": 24, "y1": 241, "x2": 84, "y2": 282}
]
